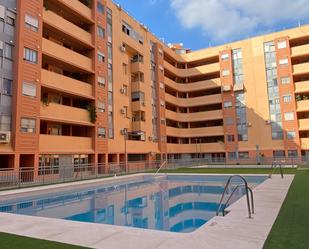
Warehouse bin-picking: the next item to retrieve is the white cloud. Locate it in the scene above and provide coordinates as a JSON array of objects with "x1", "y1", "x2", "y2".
[{"x1": 170, "y1": 0, "x2": 309, "y2": 41}]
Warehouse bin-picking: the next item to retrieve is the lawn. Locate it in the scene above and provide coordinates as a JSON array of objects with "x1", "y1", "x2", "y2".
[
  {"x1": 262, "y1": 169, "x2": 309, "y2": 249},
  {"x1": 0, "y1": 232, "x2": 88, "y2": 249},
  {"x1": 0, "y1": 167, "x2": 308, "y2": 249}
]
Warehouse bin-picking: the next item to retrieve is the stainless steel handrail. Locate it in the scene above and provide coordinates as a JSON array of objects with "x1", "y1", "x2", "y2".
[
  {"x1": 216, "y1": 175, "x2": 253, "y2": 218},
  {"x1": 220, "y1": 184, "x2": 255, "y2": 216},
  {"x1": 269, "y1": 161, "x2": 284, "y2": 179}
]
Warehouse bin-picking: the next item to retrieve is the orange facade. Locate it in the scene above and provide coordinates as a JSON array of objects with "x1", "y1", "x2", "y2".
[{"x1": 0, "y1": 0, "x2": 309, "y2": 171}]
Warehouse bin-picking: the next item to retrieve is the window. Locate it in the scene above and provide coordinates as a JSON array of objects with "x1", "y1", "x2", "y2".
[
  {"x1": 281, "y1": 77, "x2": 290, "y2": 84},
  {"x1": 98, "y1": 127, "x2": 106, "y2": 138},
  {"x1": 98, "y1": 51, "x2": 105, "y2": 63},
  {"x1": 227, "y1": 135, "x2": 235, "y2": 142},
  {"x1": 132, "y1": 91, "x2": 144, "y2": 102},
  {"x1": 273, "y1": 150, "x2": 285, "y2": 158},
  {"x1": 2, "y1": 78, "x2": 12, "y2": 95},
  {"x1": 122, "y1": 22, "x2": 131, "y2": 36},
  {"x1": 0, "y1": 41, "x2": 3, "y2": 57},
  {"x1": 98, "y1": 100, "x2": 105, "y2": 112},
  {"x1": 283, "y1": 94, "x2": 292, "y2": 103},
  {"x1": 288, "y1": 150, "x2": 298, "y2": 158},
  {"x1": 225, "y1": 117, "x2": 234, "y2": 125},
  {"x1": 21, "y1": 118, "x2": 36, "y2": 133},
  {"x1": 97, "y1": 2, "x2": 105, "y2": 14},
  {"x1": 221, "y1": 53, "x2": 229, "y2": 60},
  {"x1": 284, "y1": 112, "x2": 294, "y2": 121},
  {"x1": 97, "y1": 25, "x2": 105, "y2": 38},
  {"x1": 228, "y1": 152, "x2": 237, "y2": 159},
  {"x1": 239, "y1": 152, "x2": 249, "y2": 159},
  {"x1": 23, "y1": 47, "x2": 38, "y2": 63},
  {"x1": 223, "y1": 101, "x2": 232, "y2": 108},
  {"x1": 0, "y1": 114, "x2": 11, "y2": 131},
  {"x1": 98, "y1": 76, "x2": 105, "y2": 87},
  {"x1": 22, "y1": 82, "x2": 36, "y2": 97},
  {"x1": 5, "y1": 43, "x2": 13, "y2": 59},
  {"x1": 222, "y1": 69, "x2": 230, "y2": 77},
  {"x1": 279, "y1": 58, "x2": 288, "y2": 65},
  {"x1": 277, "y1": 41, "x2": 287, "y2": 49},
  {"x1": 6, "y1": 16, "x2": 14, "y2": 26},
  {"x1": 25, "y1": 14, "x2": 38, "y2": 31},
  {"x1": 287, "y1": 131, "x2": 296, "y2": 139}
]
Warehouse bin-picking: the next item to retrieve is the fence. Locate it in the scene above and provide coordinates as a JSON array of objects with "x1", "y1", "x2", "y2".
[{"x1": 0, "y1": 157, "x2": 308, "y2": 190}]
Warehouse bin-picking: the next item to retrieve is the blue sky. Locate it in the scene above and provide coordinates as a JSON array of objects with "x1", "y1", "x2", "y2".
[{"x1": 113, "y1": 0, "x2": 309, "y2": 51}]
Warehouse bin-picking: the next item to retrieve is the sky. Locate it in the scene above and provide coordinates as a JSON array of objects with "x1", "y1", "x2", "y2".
[{"x1": 113, "y1": 0, "x2": 309, "y2": 51}]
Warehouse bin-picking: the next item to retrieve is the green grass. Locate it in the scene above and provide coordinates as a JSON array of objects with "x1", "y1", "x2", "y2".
[
  {"x1": 263, "y1": 170, "x2": 309, "y2": 249},
  {"x1": 0, "y1": 167, "x2": 307, "y2": 249},
  {"x1": 0, "y1": 232, "x2": 87, "y2": 249},
  {"x1": 159, "y1": 167, "x2": 298, "y2": 175}
]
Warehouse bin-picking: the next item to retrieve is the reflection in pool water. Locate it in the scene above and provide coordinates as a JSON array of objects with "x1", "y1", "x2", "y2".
[{"x1": 0, "y1": 175, "x2": 267, "y2": 233}]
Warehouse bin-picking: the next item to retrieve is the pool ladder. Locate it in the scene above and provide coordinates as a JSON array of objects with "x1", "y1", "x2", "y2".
[
  {"x1": 216, "y1": 175, "x2": 254, "y2": 218},
  {"x1": 269, "y1": 161, "x2": 284, "y2": 179}
]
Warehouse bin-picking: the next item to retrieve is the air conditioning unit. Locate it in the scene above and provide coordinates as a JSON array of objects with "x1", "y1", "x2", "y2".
[
  {"x1": 120, "y1": 88, "x2": 125, "y2": 94},
  {"x1": 0, "y1": 132, "x2": 11, "y2": 144},
  {"x1": 120, "y1": 108, "x2": 126, "y2": 114},
  {"x1": 222, "y1": 85, "x2": 232, "y2": 92},
  {"x1": 120, "y1": 45, "x2": 126, "y2": 52},
  {"x1": 120, "y1": 128, "x2": 127, "y2": 135}
]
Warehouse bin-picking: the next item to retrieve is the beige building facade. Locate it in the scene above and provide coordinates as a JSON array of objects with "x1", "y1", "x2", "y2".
[{"x1": 0, "y1": 0, "x2": 308, "y2": 175}]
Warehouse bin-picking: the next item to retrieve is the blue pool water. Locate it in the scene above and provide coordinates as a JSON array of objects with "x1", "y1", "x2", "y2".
[{"x1": 0, "y1": 175, "x2": 267, "y2": 233}]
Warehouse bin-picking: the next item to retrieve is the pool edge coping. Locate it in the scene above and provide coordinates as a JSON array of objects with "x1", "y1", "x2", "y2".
[{"x1": 0, "y1": 173, "x2": 294, "y2": 249}]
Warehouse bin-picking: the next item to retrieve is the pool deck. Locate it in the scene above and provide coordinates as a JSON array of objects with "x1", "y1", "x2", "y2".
[{"x1": 0, "y1": 174, "x2": 294, "y2": 249}]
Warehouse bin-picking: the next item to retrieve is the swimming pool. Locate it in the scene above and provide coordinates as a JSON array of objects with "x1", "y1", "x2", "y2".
[{"x1": 0, "y1": 175, "x2": 267, "y2": 233}]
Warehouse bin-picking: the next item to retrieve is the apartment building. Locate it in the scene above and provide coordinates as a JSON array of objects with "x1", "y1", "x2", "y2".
[{"x1": 0, "y1": 0, "x2": 308, "y2": 176}]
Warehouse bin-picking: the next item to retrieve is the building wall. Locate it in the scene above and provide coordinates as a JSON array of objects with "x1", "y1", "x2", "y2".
[{"x1": 0, "y1": 0, "x2": 308, "y2": 171}]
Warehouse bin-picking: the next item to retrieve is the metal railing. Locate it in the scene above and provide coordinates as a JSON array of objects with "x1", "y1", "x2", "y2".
[
  {"x1": 216, "y1": 175, "x2": 254, "y2": 218},
  {"x1": 0, "y1": 156, "x2": 307, "y2": 190},
  {"x1": 269, "y1": 161, "x2": 284, "y2": 179}
]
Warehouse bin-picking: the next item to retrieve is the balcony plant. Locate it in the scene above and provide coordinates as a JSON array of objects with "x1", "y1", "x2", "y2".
[{"x1": 87, "y1": 104, "x2": 97, "y2": 123}]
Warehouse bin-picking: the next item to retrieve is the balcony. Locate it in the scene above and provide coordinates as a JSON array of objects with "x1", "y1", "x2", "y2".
[
  {"x1": 42, "y1": 38, "x2": 93, "y2": 73},
  {"x1": 132, "y1": 101, "x2": 147, "y2": 111},
  {"x1": 165, "y1": 110, "x2": 223, "y2": 122},
  {"x1": 165, "y1": 93, "x2": 222, "y2": 107},
  {"x1": 43, "y1": 9, "x2": 93, "y2": 46},
  {"x1": 164, "y1": 77, "x2": 221, "y2": 92},
  {"x1": 40, "y1": 103, "x2": 93, "y2": 126},
  {"x1": 131, "y1": 81, "x2": 145, "y2": 92},
  {"x1": 131, "y1": 62, "x2": 145, "y2": 73},
  {"x1": 301, "y1": 138, "x2": 309, "y2": 150},
  {"x1": 298, "y1": 119, "x2": 309, "y2": 131},
  {"x1": 297, "y1": 100, "x2": 309, "y2": 112},
  {"x1": 166, "y1": 126, "x2": 224, "y2": 138},
  {"x1": 39, "y1": 134, "x2": 93, "y2": 153},
  {"x1": 291, "y1": 44, "x2": 309, "y2": 58},
  {"x1": 164, "y1": 61, "x2": 220, "y2": 77},
  {"x1": 55, "y1": 0, "x2": 93, "y2": 22},
  {"x1": 293, "y1": 62, "x2": 309, "y2": 76},
  {"x1": 132, "y1": 121, "x2": 146, "y2": 131},
  {"x1": 41, "y1": 69, "x2": 94, "y2": 99},
  {"x1": 167, "y1": 143, "x2": 225, "y2": 153},
  {"x1": 295, "y1": 81, "x2": 309, "y2": 94}
]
